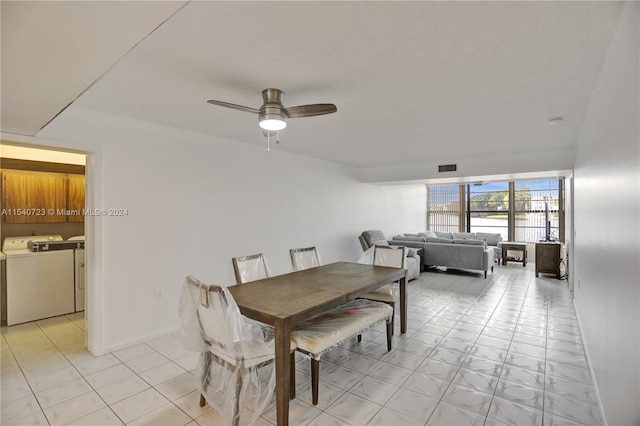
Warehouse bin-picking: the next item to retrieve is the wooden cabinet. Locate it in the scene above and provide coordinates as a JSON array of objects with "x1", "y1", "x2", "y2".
[
  {"x1": 535, "y1": 242, "x2": 562, "y2": 279},
  {"x1": 1, "y1": 170, "x2": 84, "y2": 223},
  {"x1": 67, "y1": 174, "x2": 85, "y2": 223}
]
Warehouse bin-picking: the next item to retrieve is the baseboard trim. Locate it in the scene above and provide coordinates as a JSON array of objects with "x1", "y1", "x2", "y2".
[
  {"x1": 103, "y1": 326, "x2": 178, "y2": 354},
  {"x1": 572, "y1": 299, "x2": 608, "y2": 426}
]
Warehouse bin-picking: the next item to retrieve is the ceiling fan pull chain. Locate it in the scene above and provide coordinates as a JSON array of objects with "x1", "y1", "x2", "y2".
[
  {"x1": 276, "y1": 129, "x2": 280, "y2": 144},
  {"x1": 267, "y1": 131, "x2": 271, "y2": 152}
]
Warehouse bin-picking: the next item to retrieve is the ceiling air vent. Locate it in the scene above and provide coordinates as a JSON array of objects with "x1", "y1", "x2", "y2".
[{"x1": 438, "y1": 164, "x2": 457, "y2": 173}]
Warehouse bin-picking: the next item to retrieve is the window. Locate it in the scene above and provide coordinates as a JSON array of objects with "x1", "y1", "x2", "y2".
[
  {"x1": 467, "y1": 182, "x2": 509, "y2": 241},
  {"x1": 426, "y1": 185, "x2": 460, "y2": 233},
  {"x1": 426, "y1": 178, "x2": 564, "y2": 242},
  {"x1": 514, "y1": 179, "x2": 561, "y2": 242}
]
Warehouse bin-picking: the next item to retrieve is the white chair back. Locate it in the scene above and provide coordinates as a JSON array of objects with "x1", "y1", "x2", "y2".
[
  {"x1": 290, "y1": 246, "x2": 320, "y2": 271},
  {"x1": 373, "y1": 245, "x2": 407, "y2": 269},
  {"x1": 232, "y1": 253, "x2": 269, "y2": 284},
  {"x1": 182, "y1": 276, "x2": 246, "y2": 351}
]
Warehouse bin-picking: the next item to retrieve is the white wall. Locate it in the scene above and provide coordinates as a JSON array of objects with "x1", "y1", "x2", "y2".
[
  {"x1": 573, "y1": 3, "x2": 639, "y2": 425},
  {"x1": 10, "y1": 106, "x2": 426, "y2": 353},
  {"x1": 359, "y1": 147, "x2": 575, "y2": 183}
]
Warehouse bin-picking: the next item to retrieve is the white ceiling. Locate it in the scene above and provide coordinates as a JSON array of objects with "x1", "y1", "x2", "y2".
[{"x1": 1, "y1": 1, "x2": 623, "y2": 169}]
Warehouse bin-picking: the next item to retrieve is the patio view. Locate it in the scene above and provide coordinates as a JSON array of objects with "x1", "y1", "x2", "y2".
[{"x1": 427, "y1": 179, "x2": 564, "y2": 243}]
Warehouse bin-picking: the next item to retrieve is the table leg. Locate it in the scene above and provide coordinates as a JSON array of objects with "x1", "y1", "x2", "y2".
[
  {"x1": 399, "y1": 275, "x2": 407, "y2": 333},
  {"x1": 274, "y1": 319, "x2": 290, "y2": 426}
]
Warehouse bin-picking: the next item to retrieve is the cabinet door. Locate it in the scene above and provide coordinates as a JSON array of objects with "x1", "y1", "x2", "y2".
[
  {"x1": 3, "y1": 170, "x2": 38, "y2": 223},
  {"x1": 67, "y1": 175, "x2": 85, "y2": 223},
  {"x1": 2, "y1": 170, "x2": 67, "y2": 223},
  {"x1": 37, "y1": 173, "x2": 67, "y2": 223}
]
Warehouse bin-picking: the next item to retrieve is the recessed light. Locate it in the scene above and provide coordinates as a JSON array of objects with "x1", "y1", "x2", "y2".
[{"x1": 548, "y1": 117, "x2": 564, "y2": 125}]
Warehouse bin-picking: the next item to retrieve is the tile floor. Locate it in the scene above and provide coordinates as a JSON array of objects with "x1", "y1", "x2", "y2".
[{"x1": 1, "y1": 263, "x2": 603, "y2": 425}]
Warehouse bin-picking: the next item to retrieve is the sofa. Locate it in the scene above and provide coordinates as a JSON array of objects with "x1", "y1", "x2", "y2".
[
  {"x1": 358, "y1": 230, "x2": 421, "y2": 281},
  {"x1": 390, "y1": 231, "x2": 499, "y2": 278}
]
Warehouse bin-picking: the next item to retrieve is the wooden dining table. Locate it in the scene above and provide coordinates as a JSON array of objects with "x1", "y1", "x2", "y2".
[{"x1": 227, "y1": 261, "x2": 407, "y2": 426}]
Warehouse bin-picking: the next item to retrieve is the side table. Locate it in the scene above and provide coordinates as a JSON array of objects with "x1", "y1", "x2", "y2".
[{"x1": 501, "y1": 242, "x2": 527, "y2": 267}]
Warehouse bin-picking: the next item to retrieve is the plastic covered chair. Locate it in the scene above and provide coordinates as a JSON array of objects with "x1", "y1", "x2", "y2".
[
  {"x1": 291, "y1": 299, "x2": 392, "y2": 405},
  {"x1": 232, "y1": 253, "x2": 269, "y2": 284},
  {"x1": 289, "y1": 246, "x2": 321, "y2": 271},
  {"x1": 357, "y1": 244, "x2": 407, "y2": 335},
  {"x1": 179, "y1": 275, "x2": 294, "y2": 426}
]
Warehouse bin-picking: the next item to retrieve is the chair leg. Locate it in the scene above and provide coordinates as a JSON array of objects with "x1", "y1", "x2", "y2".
[
  {"x1": 484, "y1": 270, "x2": 487, "y2": 279},
  {"x1": 199, "y1": 352, "x2": 212, "y2": 407},
  {"x1": 290, "y1": 351, "x2": 296, "y2": 400},
  {"x1": 386, "y1": 320, "x2": 392, "y2": 351},
  {"x1": 390, "y1": 302, "x2": 395, "y2": 335},
  {"x1": 232, "y1": 364, "x2": 245, "y2": 426},
  {"x1": 311, "y1": 359, "x2": 320, "y2": 405}
]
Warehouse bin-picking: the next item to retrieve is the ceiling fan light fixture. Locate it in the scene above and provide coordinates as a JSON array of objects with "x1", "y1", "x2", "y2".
[
  {"x1": 259, "y1": 116, "x2": 287, "y2": 131},
  {"x1": 259, "y1": 107, "x2": 287, "y2": 131}
]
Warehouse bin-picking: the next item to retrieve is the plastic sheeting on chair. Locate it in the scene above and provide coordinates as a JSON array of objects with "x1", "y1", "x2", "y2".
[
  {"x1": 290, "y1": 246, "x2": 322, "y2": 271},
  {"x1": 178, "y1": 275, "x2": 276, "y2": 426},
  {"x1": 232, "y1": 253, "x2": 271, "y2": 284}
]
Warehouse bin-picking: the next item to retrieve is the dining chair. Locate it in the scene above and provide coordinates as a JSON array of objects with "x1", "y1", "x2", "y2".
[
  {"x1": 357, "y1": 244, "x2": 407, "y2": 335},
  {"x1": 179, "y1": 275, "x2": 296, "y2": 426},
  {"x1": 232, "y1": 253, "x2": 269, "y2": 284},
  {"x1": 289, "y1": 246, "x2": 320, "y2": 271},
  {"x1": 291, "y1": 299, "x2": 393, "y2": 405}
]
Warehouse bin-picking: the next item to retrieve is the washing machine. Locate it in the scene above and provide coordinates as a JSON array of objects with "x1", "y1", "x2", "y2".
[
  {"x1": 68, "y1": 236, "x2": 85, "y2": 312},
  {"x1": 3, "y1": 235, "x2": 75, "y2": 325}
]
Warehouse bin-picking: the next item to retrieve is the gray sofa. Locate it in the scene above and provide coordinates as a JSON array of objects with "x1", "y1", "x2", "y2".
[
  {"x1": 358, "y1": 230, "x2": 421, "y2": 281},
  {"x1": 390, "y1": 231, "x2": 498, "y2": 278}
]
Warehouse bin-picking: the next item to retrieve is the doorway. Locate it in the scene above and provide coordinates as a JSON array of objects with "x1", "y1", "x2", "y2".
[{"x1": 0, "y1": 143, "x2": 88, "y2": 350}]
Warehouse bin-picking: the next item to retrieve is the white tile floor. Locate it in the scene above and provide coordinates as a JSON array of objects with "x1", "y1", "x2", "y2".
[{"x1": 1, "y1": 263, "x2": 602, "y2": 425}]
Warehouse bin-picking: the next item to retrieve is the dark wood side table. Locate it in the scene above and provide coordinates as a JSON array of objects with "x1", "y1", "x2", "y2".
[
  {"x1": 501, "y1": 242, "x2": 527, "y2": 267},
  {"x1": 535, "y1": 242, "x2": 562, "y2": 278}
]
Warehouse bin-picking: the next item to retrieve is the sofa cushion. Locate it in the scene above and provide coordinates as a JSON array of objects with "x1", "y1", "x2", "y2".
[
  {"x1": 475, "y1": 232, "x2": 502, "y2": 246},
  {"x1": 427, "y1": 237, "x2": 454, "y2": 244},
  {"x1": 453, "y1": 238, "x2": 487, "y2": 247},
  {"x1": 434, "y1": 231, "x2": 453, "y2": 239},
  {"x1": 453, "y1": 232, "x2": 476, "y2": 240},
  {"x1": 421, "y1": 230, "x2": 438, "y2": 239},
  {"x1": 394, "y1": 235, "x2": 426, "y2": 242}
]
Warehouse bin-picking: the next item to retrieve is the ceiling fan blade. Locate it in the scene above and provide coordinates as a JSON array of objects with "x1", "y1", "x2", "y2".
[
  {"x1": 207, "y1": 100, "x2": 259, "y2": 114},
  {"x1": 285, "y1": 104, "x2": 337, "y2": 118}
]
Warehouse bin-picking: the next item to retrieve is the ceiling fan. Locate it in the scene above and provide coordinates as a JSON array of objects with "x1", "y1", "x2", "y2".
[{"x1": 207, "y1": 88, "x2": 337, "y2": 141}]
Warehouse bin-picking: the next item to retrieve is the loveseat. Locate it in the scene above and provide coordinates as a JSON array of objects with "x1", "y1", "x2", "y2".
[
  {"x1": 390, "y1": 231, "x2": 499, "y2": 278},
  {"x1": 358, "y1": 230, "x2": 421, "y2": 281}
]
